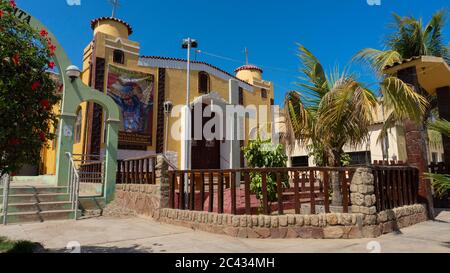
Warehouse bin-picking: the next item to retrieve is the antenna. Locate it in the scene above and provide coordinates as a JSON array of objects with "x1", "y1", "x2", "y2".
[
  {"x1": 109, "y1": 0, "x2": 120, "y2": 18},
  {"x1": 244, "y1": 47, "x2": 249, "y2": 65}
]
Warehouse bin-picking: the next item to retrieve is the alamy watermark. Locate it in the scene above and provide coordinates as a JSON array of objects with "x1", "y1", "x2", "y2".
[{"x1": 168, "y1": 103, "x2": 281, "y2": 147}]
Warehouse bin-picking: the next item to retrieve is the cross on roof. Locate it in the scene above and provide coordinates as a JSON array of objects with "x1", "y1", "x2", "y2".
[{"x1": 109, "y1": 0, "x2": 120, "y2": 18}]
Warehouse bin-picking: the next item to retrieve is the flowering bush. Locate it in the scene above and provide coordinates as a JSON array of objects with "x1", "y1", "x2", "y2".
[{"x1": 0, "y1": 0, "x2": 60, "y2": 175}]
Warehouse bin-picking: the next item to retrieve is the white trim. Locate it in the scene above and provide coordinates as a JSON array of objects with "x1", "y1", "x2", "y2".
[
  {"x1": 138, "y1": 58, "x2": 254, "y2": 92},
  {"x1": 105, "y1": 37, "x2": 140, "y2": 49},
  {"x1": 105, "y1": 45, "x2": 140, "y2": 56}
]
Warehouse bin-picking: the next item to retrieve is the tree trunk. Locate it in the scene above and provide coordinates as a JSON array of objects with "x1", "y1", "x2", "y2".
[
  {"x1": 329, "y1": 150, "x2": 343, "y2": 206},
  {"x1": 397, "y1": 67, "x2": 434, "y2": 217}
]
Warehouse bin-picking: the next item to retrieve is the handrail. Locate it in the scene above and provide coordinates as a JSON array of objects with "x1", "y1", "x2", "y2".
[
  {"x1": 1, "y1": 174, "x2": 10, "y2": 225},
  {"x1": 66, "y1": 152, "x2": 80, "y2": 220}
]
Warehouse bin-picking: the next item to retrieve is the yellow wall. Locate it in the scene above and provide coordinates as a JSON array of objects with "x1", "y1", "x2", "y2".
[{"x1": 41, "y1": 19, "x2": 275, "y2": 173}]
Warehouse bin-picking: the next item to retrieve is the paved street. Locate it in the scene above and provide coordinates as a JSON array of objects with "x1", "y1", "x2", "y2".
[{"x1": 0, "y1": 211, "x2": 449, "y2": 253}]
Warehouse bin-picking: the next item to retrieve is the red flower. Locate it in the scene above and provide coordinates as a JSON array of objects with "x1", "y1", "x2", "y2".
[
  {"x1": 10, "y1": 0, "x2": 16, "y2": 8},
  {"x1": 49, "y1": 44, "x2": 56, "y2": 54},
  {"x1": 40, "y1": 99, "x2": 50, "y2": 109},
  {"x1": 40, "y1": 29, "x2": 48, "y2": 37},
  {"x1": 8, "y1": 138, "x2": 21, "y2": 146},
  {"x1": 48, "y1": 61, "x2": 55, "y2": 69},
  {"x1": 0, "y1": 10, "x2": 4, "y2": 18},
  {"x1": 31, "y1": 81, "x2": 41, "y2": 91},
  {"x1": 39, "y1": 132, "x2": 46, "y2": 142},
  {"x1": 12, "y1": 53, "x2": 19, "y2": 65}
]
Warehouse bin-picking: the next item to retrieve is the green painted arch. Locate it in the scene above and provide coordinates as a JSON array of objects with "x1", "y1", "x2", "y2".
[{"x1": 17, "y1": 7, "x2": 120, "y2": 204}]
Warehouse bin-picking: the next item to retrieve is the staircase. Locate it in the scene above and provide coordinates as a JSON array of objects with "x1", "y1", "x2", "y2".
[{"x1": 0, "y1": 184, "x2": 77, "y2": 225}]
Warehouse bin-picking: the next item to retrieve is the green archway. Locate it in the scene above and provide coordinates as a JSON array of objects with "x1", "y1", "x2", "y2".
[{"x1": 16, "y1": 7, "x2": 120, "y2": 203}]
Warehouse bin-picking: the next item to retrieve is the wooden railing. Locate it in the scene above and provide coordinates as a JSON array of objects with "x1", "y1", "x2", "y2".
[
  {"x1": 117, "y1": 156, "x2": 157, "y2": 185},
  {"x1": 79, "y1": 162, "x2": 104, "y2": 184},
  {"x1": 168, "y1": 167, "x2": 355, "y2": 215},
  {"x1": 372, "y1": 166, "x2": 419, "y2": 211}
]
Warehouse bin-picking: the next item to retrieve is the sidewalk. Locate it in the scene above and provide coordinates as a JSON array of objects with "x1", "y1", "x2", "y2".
[{"x1": 0, "y1": 210, "x2": 449, "y2": 253}]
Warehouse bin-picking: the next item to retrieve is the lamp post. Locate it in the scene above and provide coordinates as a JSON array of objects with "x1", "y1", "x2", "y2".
[
  {"x1": 181, "y1": 38, "x2": 198, "y2": 207},
  {"x1": 163, "y1": 101, "x2": 173, "y2": 156}
]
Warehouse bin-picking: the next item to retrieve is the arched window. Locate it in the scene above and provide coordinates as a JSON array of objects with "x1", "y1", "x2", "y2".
[
  {"x1": 261, "y1": 88, "x2": 268, "y2": 99},
  {"x1": 113, "y1": 49, "x2": 125, "y2": 64},
  {"x1": 74, "y1": 108, "x2": 83, "y2": 144},
  {"x1": 198, "y1": 71, "x2": 210, "y2": 94}
]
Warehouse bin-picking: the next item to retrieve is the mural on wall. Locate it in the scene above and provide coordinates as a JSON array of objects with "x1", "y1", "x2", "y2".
[{"x1": 107, "y1": 65, "x2": 154, "y2": 144}]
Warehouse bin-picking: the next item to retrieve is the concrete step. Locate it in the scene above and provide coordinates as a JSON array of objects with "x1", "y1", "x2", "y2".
[
  {"x1": 6, "y1": 202, "x2": 73, "y2": 213},
  {"x1": 2, "y1": 210, "x2": 75, "y2": 224},
  {"x1": 1, "y1": 193, "x2": 70, "y2": 204},
  {"x1": 6, "y1": 187, "x2": 68, "y2": 195}
]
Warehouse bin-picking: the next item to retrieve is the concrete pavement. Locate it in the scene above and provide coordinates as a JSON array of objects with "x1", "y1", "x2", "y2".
[{"x1": 0, "y1": 211, "x2": 449, "y2": 253}]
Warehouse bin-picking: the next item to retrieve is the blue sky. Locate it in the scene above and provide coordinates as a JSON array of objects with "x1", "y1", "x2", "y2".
[{"x1": 18, "y1": 0, "x2": 450, "y2": 105}]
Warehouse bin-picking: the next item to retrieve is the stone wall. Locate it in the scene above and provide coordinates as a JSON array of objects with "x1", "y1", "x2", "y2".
[
  {"x1": 106, "y1": 155, "x2": 169, "y2": 218},
  {"x1": 113, "y1": 184, "x2": 163, "y2": 218},
  {"x1": 156, "y1": 204, "x2": 427, "y2": 239}
]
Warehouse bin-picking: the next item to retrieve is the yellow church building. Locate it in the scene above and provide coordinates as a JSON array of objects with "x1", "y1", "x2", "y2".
[{"x1": 40, "y1": 16, "x2": 275, "y2": 174}]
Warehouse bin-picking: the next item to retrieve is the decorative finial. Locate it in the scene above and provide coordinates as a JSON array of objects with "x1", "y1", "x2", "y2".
[{"x1": 109, "y1": 0, "x2": 120, "y2": 18}]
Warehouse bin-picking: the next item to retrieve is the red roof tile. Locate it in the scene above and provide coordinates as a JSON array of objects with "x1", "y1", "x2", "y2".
[
  {"x1": 140, "y1": 56, "x2": 254, "y2": 87},
  {"x1": 234, "y1": 64, "x2": 263, "y2": 73}
]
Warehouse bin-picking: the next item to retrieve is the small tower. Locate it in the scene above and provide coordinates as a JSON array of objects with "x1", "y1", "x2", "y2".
[
  {"x1": 91, "y1": 17, "x2": 133, "y2": 39},
  {"x1": 235, "y1": 65, "x2": 264, "y2": 85}
]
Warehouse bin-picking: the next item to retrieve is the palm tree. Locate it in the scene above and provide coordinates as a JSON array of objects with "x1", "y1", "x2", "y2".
[
  {"x1": 285, "y1": 45, "x2": 429, "y2": 206},
  {"x1": 354, "y1": 10, "x2": 449, "y2": 199},
  {"x1": 427, "y1": 119, "x2": 450, "y2": 198},
  {"x1": 355, "y1": 9, "x2": 449, "y2": 76}
]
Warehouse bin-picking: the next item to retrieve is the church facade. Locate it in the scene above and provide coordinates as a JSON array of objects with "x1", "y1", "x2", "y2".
[{"x1": 40, "y1": 17, "x2": 275, "y2": 173}]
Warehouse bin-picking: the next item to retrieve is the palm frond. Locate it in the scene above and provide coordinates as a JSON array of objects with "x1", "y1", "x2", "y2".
[
  {"x1": 380, "y1": 77, "x2": 429, "y2": 123},
  {"x1": 428, "y1": 118, "x2": 450, "y2": 137},
  {"x1": 353, "y1": 48, "x2": 402, "y2": 77},
  {"x1": 425, "y1": 173, "x2": 450, "y2": 199},
  {"x1": 296, "y1": 44, "x2": 330, "y2": 102}
]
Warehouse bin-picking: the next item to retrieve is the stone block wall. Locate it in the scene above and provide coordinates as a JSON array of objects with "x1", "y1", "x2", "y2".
[
  {"x1": 111, "y1": 163, "x2": 429, "y2": 239},
  {"x1": 156, "y1": 204, "x2": 427, "y2": 239}
]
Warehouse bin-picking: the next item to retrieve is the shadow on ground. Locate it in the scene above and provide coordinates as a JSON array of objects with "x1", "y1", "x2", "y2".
[{"x1": 50, "y1": 244, "x2": 152, "y2": 253}]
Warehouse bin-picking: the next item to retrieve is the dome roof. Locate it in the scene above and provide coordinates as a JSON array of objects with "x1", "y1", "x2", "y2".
[
  {"x1": 91, "y1": 17, "x2": 133, "y2": 35},
  {"x1": 234, "y1": 64, "x2": 263, "y2": 74}
]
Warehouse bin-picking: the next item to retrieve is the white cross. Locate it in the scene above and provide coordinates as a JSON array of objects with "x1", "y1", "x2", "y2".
[{"x1": 109, "y1": 0, "x2": 120, "y2": 18}]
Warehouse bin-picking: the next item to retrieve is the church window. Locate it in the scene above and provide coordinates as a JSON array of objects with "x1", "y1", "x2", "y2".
[
  {"x1": 198, "y1": 71, "x2": 210, "y2": 94},
  {"x1": 113, "y1": 49, "x2": 125, "y2": 64}
]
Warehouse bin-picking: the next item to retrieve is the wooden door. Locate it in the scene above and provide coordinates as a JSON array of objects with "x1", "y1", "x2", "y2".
[{"x1": 191, "y1": 104, "x2": 221, "y2": 170}]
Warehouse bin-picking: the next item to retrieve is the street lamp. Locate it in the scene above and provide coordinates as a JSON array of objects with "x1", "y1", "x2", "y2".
[
  {"x1": 181, "y1": 37, "x2": 198, "y2": 208},
  {"x1": 164, "y1": 101, "x2": 173, "y2": 156}
]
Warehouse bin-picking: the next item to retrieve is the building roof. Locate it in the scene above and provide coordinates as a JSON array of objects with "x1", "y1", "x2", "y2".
[
  {"x1": 139, "y1": 56, "x2": 255, "y2": 89},
  {"x1": 383, "y1": 55, "x2": 450, "y2": 95},
  {"x1": 234, "y1": 64, "x2": 263, "y2": 73},
  {"x1": 383, "y1": 56, "x2": 421, "y2": 70},
  {"x1": 91, "y1": 17, "x2": 133, "y2": 35}
]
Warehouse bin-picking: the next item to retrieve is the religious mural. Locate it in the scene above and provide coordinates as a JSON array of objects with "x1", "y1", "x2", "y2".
[{"x1": 107, "y1": 65, "x2": 154, "y2": 141}]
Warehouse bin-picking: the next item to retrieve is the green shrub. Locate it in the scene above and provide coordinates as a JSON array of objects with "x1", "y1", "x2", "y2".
[
  {"x1": 243, "y1": 138, "x2": 288, "y2": 202},
  {"x1": 0, "y1": 236, "x2": 42, "y2": 253}
]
